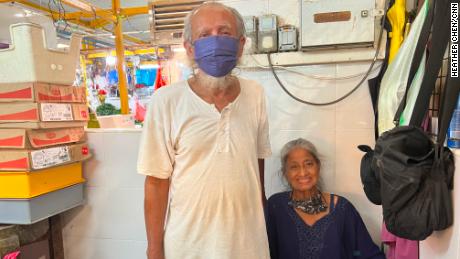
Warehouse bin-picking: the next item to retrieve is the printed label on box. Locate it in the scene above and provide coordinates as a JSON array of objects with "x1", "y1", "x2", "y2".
[
  {"x1": 40, "y1": 103, "x2": 73, "y2": 121},
  {"x1": 31, "y1": 146, "x2": 71, "y2": 169}
]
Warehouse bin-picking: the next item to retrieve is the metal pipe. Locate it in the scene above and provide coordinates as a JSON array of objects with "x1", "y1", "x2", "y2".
[{"x1": 113, "y1": 0, "x2": 129, "y2": 114}]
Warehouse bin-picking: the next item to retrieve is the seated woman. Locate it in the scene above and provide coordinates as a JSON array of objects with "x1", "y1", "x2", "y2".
[{"x1": 266, "y1": 138, "x2": 385, "y2": 259}]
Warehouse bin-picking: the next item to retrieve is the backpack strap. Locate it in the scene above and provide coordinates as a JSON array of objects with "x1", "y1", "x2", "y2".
[{"x1": 409, "y1": 0, "x2": 452, "y2": 126}]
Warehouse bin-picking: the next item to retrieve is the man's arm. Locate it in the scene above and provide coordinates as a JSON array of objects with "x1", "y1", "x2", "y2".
[
  {"x1": 144, "y1": 176, "x2": 170, "y2": 259},
  {"x1": 258, "y1": 159, "x2": 267, "y2": 206}
]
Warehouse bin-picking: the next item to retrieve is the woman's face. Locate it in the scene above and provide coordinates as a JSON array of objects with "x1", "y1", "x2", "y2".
[{"x1": 285, "y1": 147, "x2": 320, "y2": 193}]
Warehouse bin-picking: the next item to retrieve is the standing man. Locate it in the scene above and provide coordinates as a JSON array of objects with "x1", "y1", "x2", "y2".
[{"x1": 137, "y1": 2, "x2": 271, "y2": 259}]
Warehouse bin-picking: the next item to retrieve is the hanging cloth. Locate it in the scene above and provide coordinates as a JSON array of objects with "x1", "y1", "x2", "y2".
[
  {"x1": 154, "y1": 61, "x2": 168, "y2": 91},
  {"x1": 398, "y1": 54, "x2": 426, "y2": 124},
  {"x1": 381, "y1": 222, "x2": 419, "y2": 259},
  {"x1": 367, "y1": 12, "x2": 392, "y2": 140},
  {"x1": 394, "y1": 0, "x2": 434, "y2": 125},
  {"x1": 377, "y1": 0, "x2": 429, "y2": 134},
  {"x1": 366, "y1": 0, "x2": 395, "y2": 139},
  {"x1": 387, "y1": 0, "x2": 407, "y2": 63}
]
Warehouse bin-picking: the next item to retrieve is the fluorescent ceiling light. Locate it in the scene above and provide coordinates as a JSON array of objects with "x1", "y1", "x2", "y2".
[
  {"x1": 57, "y1": 43, "x2": 69, "y2": 49},
  {"x1": 106, "y1": 55, "x2": 117, "y2": 66},
  {"x1": 15, "y1": 10, "x2": 34, "y2": 18},
  {"x1": 139, "y1": 64, "x2": 159, "y2": 69},
  {"x1": 172, "y1": 47, "x2": 186, "y2": 52},
  {"x1": 63, "y1": 0, "x2": 93, "y2": 12}
]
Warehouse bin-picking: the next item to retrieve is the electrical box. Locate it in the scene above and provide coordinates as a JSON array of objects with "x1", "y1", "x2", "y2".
[
  {"x1": 300, "y1": 0, "x2": 377, "y2": 50},
  {"x1": 278, "y1": 25, "x2": 297, "y2": 52},
  {"x1": 243, "y1": 16, "x2": 258, "y2": 54},
  {"x1": 257, "y1": 14, "x2": 278, "y2": 53}
]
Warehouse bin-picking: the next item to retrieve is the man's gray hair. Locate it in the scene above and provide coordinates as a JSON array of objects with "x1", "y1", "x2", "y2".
[{"x1": 183, "y1": 2, "x2": 246, "y2": 43}]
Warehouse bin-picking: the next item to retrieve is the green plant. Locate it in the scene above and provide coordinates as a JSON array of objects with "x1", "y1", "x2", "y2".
[{"x1": 96, "y1": 103, "x2": 121, "y2": 116}]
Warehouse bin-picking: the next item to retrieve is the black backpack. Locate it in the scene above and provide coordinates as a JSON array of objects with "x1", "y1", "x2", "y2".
[
  {"x1": 358, "y1": 145, "x2": 381, "y2": 205},
  {"x1": 373, "y1": 126, "x2": 454, "y2": 240}
]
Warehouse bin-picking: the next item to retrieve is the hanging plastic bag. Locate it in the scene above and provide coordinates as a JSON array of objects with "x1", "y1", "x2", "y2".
[
  {"x1": 135, "y1": 98, "x2": 146, "y2": 122},
  {"x1": 3, "y1": 251, "x2": 20, "y2": 259},
  {"x1": 399, "y1": 53, "x2": 426, "y2": 125},
  {"x1": 378, "y1": 0, "x2": 428, "y2": 135}
]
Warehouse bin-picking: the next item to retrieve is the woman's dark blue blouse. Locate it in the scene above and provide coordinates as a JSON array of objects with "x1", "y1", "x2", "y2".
[{"x1": 266, "y1": 192, "x2": 385, "y2": 259}]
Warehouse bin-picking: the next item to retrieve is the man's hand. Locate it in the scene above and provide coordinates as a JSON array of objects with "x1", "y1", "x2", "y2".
[
  {"x1": 147, "y1": 246, "x2": 165, "y2": 259},
  {"x1": 258, "y1": 159, "x2": 266, "y2": 207},
  {"x1": 144, "y1": 176, "x2": 170, "y2": 259}
]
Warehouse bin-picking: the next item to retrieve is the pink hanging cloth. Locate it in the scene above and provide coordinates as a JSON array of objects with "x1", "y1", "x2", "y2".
[{"x1": 382, "y1": 222, "x2": 419, "y2": 259}]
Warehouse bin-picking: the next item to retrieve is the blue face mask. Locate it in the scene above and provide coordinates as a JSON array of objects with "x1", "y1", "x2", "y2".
[{"x1": 193, "y1": 35, "x2": 239, "y2": 77}]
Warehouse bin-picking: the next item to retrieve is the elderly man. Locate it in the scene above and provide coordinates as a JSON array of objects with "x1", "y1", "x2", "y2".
[{"x1": 137, "y1": 2, "x2": 271, "y2": 259}]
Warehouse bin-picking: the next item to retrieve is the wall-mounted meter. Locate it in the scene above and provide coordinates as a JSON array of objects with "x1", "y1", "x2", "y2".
[
  {"x1": 300, "y1": 0, "x2": 377, "y2": 50},
  {"x1": 278, "y1": 25, "x2": 297, "y2": 52},
  {"x1": 243, "y1": 16, "x2": 258, "y2": 54},
  {"x1": 257, "y1": 14, "x2": 278, "y2": 53}
]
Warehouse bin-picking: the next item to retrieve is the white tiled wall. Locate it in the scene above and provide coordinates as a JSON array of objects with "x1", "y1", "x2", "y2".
[
  {"x1": 61, "y1": 131, "x2": 147, "y2": 259},
  {"x1": 60, "y1": 62, "x2": 383, "y2": 259}
]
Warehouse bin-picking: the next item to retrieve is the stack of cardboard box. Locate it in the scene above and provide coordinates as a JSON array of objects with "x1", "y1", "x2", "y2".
[
  {"x1": 0, "y1": 83, "x2": 90, "y2": 173},
  {"x1": 0, "y1": 23, "x2": 89, "y2": 224},
  {"x1": 0, "y1": 83, "x2": 91, "y2": 224}
]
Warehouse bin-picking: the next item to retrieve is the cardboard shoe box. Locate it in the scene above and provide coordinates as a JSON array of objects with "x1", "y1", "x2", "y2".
[
  {"x1": 0, "y1": 143, "x2": 90, "y2": 171},
  {"x1": 0, "y1": 103, "x2": 89, "y2": 123},
  {"x1": 0, "y1": 82, "x2": 86, "y2": 103},
  {"x1": 0, "y1": 127, "x2": 85, "y2": 149}
]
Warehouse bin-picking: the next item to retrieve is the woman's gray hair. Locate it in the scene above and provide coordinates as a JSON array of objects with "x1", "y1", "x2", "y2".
[
  {"x1": 280, "y1": 138, "x2": 321, "y2": 174},
  {"x1": 183, "y1": 2, "x2": 246, "y2": 44},
  {"x1": 279, "y1": 138, "x2": 324, "y2": 190}
]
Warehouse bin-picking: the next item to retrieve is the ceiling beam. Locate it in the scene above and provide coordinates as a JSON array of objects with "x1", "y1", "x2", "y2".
[
  {"x1": 1, "y1": 0, "x2": 149, "y2": 44},
  {"x1": 0, "y1": 0, "x2": 92, "y2": 28},
  {"x1": 57, "y1": 28, "x2": 114, "y2": 48},
  {"x1": 63, "y1": 6, "x2": 149, "y2": 20},
  {"x1": 120, "y1": 6, "x2": 149, "y2": 17},
  {"x1": 50, "y1": 0, "x2": 148, "y2": 44},
  {"x1": 0, "y1": 0, "x2": 57, "y2": 16},
  {"x1": 60, "y1": 0, "x2": 115, "y2": 22},
  {"x1": 122, "y1": 33, "x2": 147, "y2": 45},
  {"x1": 88, "y1": 18, "x2": 112, "y2": 29}
]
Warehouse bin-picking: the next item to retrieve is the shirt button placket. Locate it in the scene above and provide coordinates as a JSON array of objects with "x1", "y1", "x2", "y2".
[
  {"x1": 222, "y1": 108, "x2": 230, "y2": 152},
  {"x1": 217, "y1": 109, "x2": 226, "y2": 153}
]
